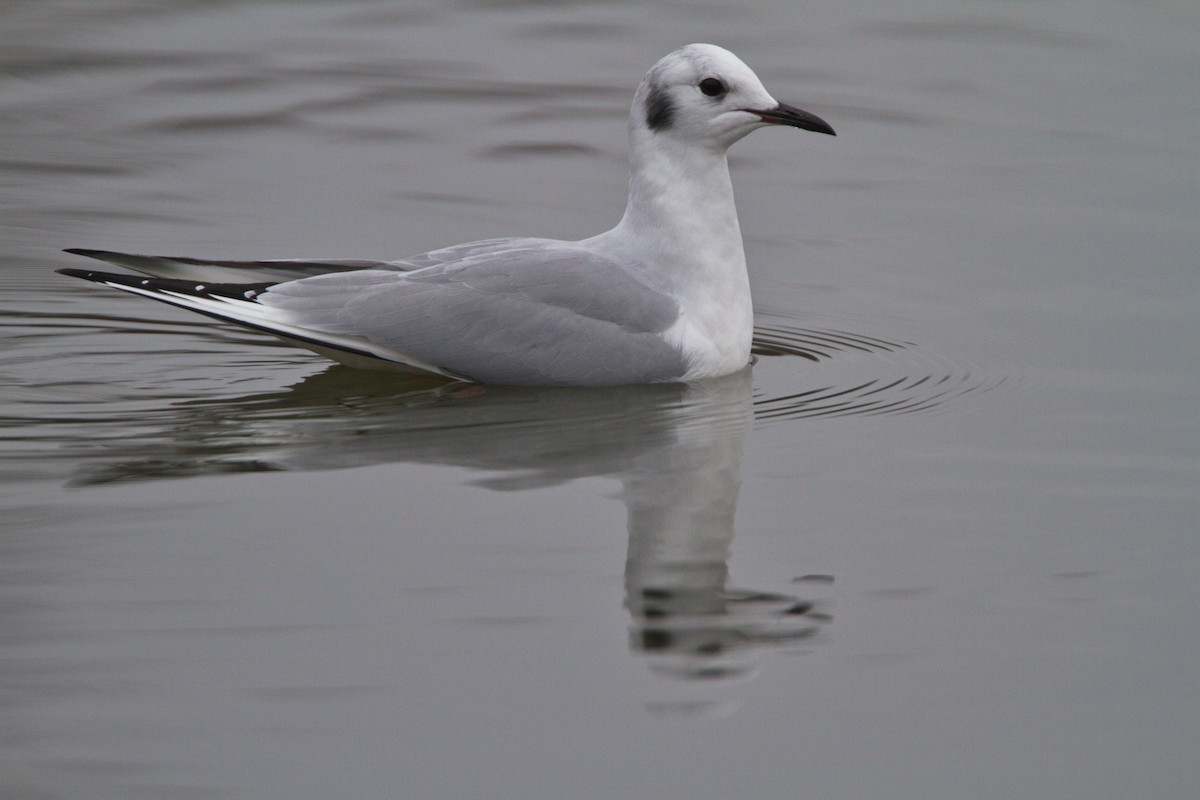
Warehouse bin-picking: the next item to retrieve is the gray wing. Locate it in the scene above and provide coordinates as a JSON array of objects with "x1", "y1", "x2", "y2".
[
  {"x1": 391, "y1": 238, "x2": 530, "y2": 270},
  {"x1": 262, "y1": 238, "x2": 688, "y2": 386}
]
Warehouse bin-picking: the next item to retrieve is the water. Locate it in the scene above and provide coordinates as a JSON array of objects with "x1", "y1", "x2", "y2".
[{"x1": 2, "y1": 1, "x2": 1197, "y2": 798}]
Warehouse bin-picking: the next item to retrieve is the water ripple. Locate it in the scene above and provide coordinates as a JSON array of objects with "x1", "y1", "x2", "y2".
[{"x1": 750, "y1": 313, "x2": 1012, "y2": 421}]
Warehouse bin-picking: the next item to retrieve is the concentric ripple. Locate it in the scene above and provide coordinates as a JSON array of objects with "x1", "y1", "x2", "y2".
[{"x1": 750, "y1": 314, "x2": 1012, "y2": 421}]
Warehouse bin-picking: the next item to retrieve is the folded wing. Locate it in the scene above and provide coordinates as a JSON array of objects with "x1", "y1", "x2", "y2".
[{"x1": 61, "y1": 240, "x2": 688, "y2": 386}]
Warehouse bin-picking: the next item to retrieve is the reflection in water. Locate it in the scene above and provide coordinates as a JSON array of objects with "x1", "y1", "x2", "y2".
[
  {"x1": 11, "y1": 306, "x2": 1009, "y2": 682},
  {"x1": 26, "y1": 309, "x2": 1005, "y2": 680},
  {"x1": 60, "y1": 365, "x2": 829, "y2": 681},
  {"x1": 620, "y1": 370, "x2": 828, "y2": 681}
]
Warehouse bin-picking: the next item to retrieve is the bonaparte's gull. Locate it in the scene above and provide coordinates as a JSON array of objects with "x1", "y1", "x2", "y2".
[{"x1": 59, "y1": 44, "x2": 835, "y2": 386}]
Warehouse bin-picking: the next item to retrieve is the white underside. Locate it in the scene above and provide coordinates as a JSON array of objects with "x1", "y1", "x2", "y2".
[
  {"x1": 662, "y1": 304, "x2": 753, "y2": 381},
  {"x1": 102, "y1": 281, "x2": 465, "y2": 380}
]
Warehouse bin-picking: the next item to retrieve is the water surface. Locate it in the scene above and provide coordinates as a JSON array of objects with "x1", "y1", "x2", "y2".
[{"x1": 2, "y1": 2, "x2": 1196, "y2": 799}]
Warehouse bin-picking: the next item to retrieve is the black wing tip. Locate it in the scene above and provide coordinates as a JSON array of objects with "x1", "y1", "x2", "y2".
[
  {"x1": 63, "y1": 247, "x2": 109, "y2": 258},
  {"x1": 57, "y1": 267, "x2": 105, "y2": 280},
  {"x1": 58, "y1": 267, "x2": 276, "y2": 300},
  {"x1": 57, "y1": 267, "x2": 150, "y2": 289}
]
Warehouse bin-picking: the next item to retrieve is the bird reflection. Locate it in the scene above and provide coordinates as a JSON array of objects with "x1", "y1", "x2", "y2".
[
  {"x1": 66, "y1": 364, "x2": 830, "y2": 680},
  {"x1": 618, "y1": 369, "x2": 828, "y2": 680}
]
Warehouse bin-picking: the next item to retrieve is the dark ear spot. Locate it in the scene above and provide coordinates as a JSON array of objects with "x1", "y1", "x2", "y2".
[{"x1": 644, "y1": 84, "x2": 674, "y2": 132}]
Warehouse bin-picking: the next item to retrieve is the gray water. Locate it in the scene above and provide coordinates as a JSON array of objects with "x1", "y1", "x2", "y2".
[{"x1": 2, "y1": 1, "x2": 1197, "y2": 798}]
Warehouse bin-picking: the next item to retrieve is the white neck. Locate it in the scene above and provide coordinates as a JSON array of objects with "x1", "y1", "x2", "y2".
[{"x1": 587, "y1": 126, "x2": 754, "y2": 378}]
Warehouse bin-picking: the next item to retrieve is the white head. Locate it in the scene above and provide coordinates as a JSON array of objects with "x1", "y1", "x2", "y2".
[{"x1": 631, "y1": 43, "x2": 835, "y2": 151}]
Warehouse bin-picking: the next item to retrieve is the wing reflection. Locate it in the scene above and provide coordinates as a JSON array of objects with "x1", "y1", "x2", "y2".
[{"x1": 66, "y1": 365, "x2": 829, "y2": 680}]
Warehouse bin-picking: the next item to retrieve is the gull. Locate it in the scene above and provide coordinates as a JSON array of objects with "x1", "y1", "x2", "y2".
[{"x1": 59, "y1": 44, "x2": 835, "y2": 386}]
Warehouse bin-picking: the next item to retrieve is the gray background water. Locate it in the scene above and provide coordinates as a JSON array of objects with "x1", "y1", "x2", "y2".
[{"x1": 2, "y1": 1, "x2": 1196, "y2": 798}]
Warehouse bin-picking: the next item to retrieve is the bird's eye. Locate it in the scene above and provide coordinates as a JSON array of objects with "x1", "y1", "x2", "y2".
[{"x1": 699, "y1": 77, "x2": 726, "y2": 98}]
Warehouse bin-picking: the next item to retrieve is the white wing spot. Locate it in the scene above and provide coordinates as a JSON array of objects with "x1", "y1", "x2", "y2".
[
  {"x1": 141, "y1": 279, "x2": 150, "y2": 285},
  {"x1": 243, "y1": 290, "x2": 258, "y2": 299},
  {"x1": 194, "y1": 284, "x2": 206, "y2": 292}
]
